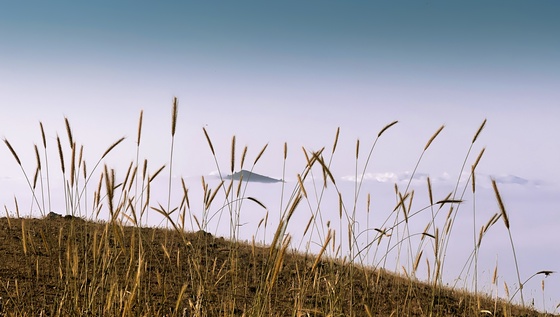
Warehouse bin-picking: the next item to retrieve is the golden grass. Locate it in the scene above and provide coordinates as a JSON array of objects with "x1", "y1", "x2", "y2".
[
  {"x1": 3, "y1": 139, "x2": 22, "y2": 166},
  {"x1": 424, "y1": 124, "x2": 445, "y2": 151},
  {"x1": 492, "y1": 179, "x2": 510, "y2": 230},
  {"x1": 0, "y1": 100, "x2": 556, "y2": 317}
]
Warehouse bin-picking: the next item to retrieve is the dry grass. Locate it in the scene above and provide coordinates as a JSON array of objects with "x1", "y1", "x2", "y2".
[
  {"x1": 0, "y1": 215, "x2": 551, "y2": 317},
  {"x1": 0, "y1": 99, "x2": 556, "y2": 316}
]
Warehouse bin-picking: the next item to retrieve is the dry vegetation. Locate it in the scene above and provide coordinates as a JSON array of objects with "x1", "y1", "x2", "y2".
[{"x1": 0, "y1": 98, "x2": 556, "y2": 316}]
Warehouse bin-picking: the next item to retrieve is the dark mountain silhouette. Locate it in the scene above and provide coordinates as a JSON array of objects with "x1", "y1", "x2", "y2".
[{"x1": 224, "y1": 170, "x2": 283, "y2": 183}]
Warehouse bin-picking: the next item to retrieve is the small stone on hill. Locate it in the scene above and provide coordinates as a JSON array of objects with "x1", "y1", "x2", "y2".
[{"x1": 46, "y1": 212, "x2": 62, "y2": 219}]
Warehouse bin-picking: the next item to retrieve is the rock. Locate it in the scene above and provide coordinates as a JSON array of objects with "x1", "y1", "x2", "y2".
[{"x1": 46, "y1": 212, "x2": 62, "y2": 219}]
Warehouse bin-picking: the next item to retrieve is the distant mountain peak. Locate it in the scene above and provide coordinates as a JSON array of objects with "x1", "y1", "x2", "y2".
[{"x1": 225, "y1": 170, "x2": 283, "y2": 183}]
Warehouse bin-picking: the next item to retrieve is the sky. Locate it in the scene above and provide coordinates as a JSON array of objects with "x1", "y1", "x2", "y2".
[{"x1": 1, "y1": 0, "x2": 559, "y2": 311}]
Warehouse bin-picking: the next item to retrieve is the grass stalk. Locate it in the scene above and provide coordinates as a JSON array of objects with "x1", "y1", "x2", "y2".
[
  {"x1": 492, "y1": 179, "x2": 523, "y2": 306},
  {"x1": 1, "y1": 107, "x2": 552, "y2": 316}
]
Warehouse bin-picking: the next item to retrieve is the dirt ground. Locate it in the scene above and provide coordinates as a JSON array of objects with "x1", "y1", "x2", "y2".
[{"x1": 0, "y1": 215, "x2": 552, "y2": 316}]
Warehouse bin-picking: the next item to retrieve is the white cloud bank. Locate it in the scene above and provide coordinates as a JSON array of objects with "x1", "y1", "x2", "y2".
[
  {"x1": 341, "y1": 171, "x2": 552, "y2": 188},
  {"x1": 341, "y1": 171, "x2": 449, "y2": 184}
]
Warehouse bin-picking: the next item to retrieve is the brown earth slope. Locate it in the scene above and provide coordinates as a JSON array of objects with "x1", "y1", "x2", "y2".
[{"x1": 0, "y1": 216, "x2": 553, "y2": 316}]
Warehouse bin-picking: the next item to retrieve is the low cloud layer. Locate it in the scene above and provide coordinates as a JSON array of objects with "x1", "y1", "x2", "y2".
[
  {"x1": 341, "y1": 171, "x2": 550, "y2": 188},
  {"x1": 341, "y1": 171, "x2": 447, "y2": 184}
]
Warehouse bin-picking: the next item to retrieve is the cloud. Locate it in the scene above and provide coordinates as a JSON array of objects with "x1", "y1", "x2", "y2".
[
  {"x1": 341, "y1": 171, "x2": 549, "y2": 188},
  {"x1": 486, "y1": 174, "x2": 550, "y2": 187},
  {"x1": 341, "y1": 171, "x2": 431, "y2": 184},
  {"x1": 492, "y1": 174, "x2": 529, "y2": 185}
]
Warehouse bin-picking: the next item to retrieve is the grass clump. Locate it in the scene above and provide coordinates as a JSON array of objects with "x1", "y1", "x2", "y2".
[{"x1": 0, "y1": 99, "x2": 556, "y2": 316}]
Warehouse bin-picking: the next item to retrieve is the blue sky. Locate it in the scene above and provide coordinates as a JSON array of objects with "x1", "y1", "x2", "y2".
[
  {"x1": 1, "y1": 1, "x2": 559, "y2": 180},
  {"x1": 1, "y1": 1, "x2": 559, "y2": 310}
]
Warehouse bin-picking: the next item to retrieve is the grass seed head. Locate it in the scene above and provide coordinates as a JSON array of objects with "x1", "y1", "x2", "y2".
[
  {"x1": 240, "y1": 146, "x2": 248, "y2": 169},
  {"x1": 202, "y1": 127, "x2": 215, "y2": 155},
  {"x1": 491, "y1": 179, "x2": 510, "y2": 229},
  {"x1": 137, "y1": 110, "x2": 143, "y2": 146},
  {"x1": 4, "y1": 139, "x2": 22, "y2": 166},
  {"x1": 70, "y1": 142, "x2": 76, "y2": 187},
  {"x1": 297, "y1": 174, "x2": 307, "y2": 198},
  {"x1": 56, "y1": 135, "x2": 65, "y2": 174},
  {"x1": 253, "y1": 143, "x2": 268, "y2": 165},
  {"x1": 171, "y1": 97, "x2": 178, "y2": 137},
  {"x1": 64, "y1": 117, "x2": 73, "y2": 147},
  {"x1": 230, "y1": 135, "x2": 236, "y2": 173},
  {"x1": 536, "y1": 270, "x2": 555, "y2": 277},
  {"x1": 472, "y1": 118, "x2": 487, "y2": 144},
  {"x1": 39, "y1": 121, "x2": 47, "y2": 148},
  {"x1": 424, "y1": 125, "x2": 445, "y2": 151},
  {"x1": 34, "y1": 144, "x2": 41, "y2": 170},
  {"x1": 332, "y1": 127, "x2": 340, "y2": 154},
  {"x1": 101, "y1": 137, "x2": 125, "y2": 159},
  {"x1": 378, "y1": 120, "x2": 398, "y2": 137},
  {"x1": 473, "y1": 147, "x2": 486, "y2": 171}
]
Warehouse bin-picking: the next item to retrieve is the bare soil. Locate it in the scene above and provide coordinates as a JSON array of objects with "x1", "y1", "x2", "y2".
[{"x1": 0, "y1": 216, "x2": 553, "y2": 316}]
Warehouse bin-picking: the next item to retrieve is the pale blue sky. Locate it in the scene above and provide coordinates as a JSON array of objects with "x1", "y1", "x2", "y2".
[
  {"x1": 1, "y1": 1, "x2": 558, "y2": 182},
  {"x1": 1, "y1": 1, "x2": 559, "y2": 309}
]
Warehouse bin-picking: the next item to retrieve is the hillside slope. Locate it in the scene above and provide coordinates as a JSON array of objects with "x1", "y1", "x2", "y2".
[{"x1": 0, "y1": 216, "x2": 553, "y2": 316}]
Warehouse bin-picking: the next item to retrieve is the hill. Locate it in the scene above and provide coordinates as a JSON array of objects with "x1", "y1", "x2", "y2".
[
  {"x1": 0, "y1": 215, "x2": 552, "y2": 316},
  {"x1": 224, "y1": 170, "x2": 283, "y2": 183}
]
